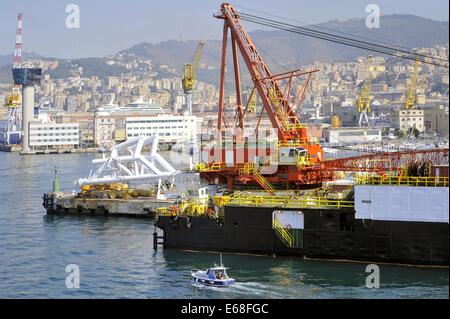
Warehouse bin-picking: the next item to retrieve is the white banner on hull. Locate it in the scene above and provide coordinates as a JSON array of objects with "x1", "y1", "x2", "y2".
[{"x1": 355, "y1": 185, "x2": 449, "y2": 223}]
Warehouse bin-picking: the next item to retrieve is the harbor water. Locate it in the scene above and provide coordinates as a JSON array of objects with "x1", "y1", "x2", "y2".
[{"x1": 0, "y1": 152, "x2": 448, "y2": 298}]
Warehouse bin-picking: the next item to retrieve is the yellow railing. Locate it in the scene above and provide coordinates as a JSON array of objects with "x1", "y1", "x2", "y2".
[
  {"x1": 196, "y1": 162, "x2": 227, "y2": 172},
  {"x1": 356, "y1": 175, "x2": 449, "y2": 187},
  {"x1": 238, "y1": 163, "x2": 274, "y2": 192},
  {"x1": 277, "y1": 140, "x2": 308, "y2": 148},
  {"x1": 268, "y1": 87, "x2": 291, "y2": 131},
  {"x1": 297, "y1": 154, "x2": 314, "y2": 167},
  {"x1": 238, "y1": 162, "x2": 254, "y2": 176},
  {"x1": 213, "y1": 190, "x2": 248, "y2": 207},
  {"x1": 155, "y1": 206, "x2": 177, "y2": 216},
  {"x1": 156, "y1": 197, "x2": 210, "y2": 217},
  {"x1": 285, "y1": 121, "x2": 304, "y2": 131},
  {"x1": 214, "y1": 193, "x2": 354, "y2": 209},
  {"x1": 211, "y1": 162, "x2": 226, "y2": 170},
  {"x1": 253, "y1": 169, "x2": 275, "y2": 192},
  {"x1": 273, "y1": 219, "x2": 294, "y2": 247},
  {"x1": 268, "y1": 88, "x2": 303, "y2": 133}
]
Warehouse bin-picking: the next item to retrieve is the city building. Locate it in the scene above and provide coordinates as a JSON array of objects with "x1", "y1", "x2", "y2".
[
  {"x1": 392, "y1": 109, "x2": 425, "y2": 133},
  {"x1": 324, "y1": 127, "x2": 382, "y2": 145},
  {"x1": 94, "y1": 115, "x2": 116, "y2": 148},
  {"x1": 125, "y1": 115, "x2": 197, "y2": 145},
  {"x1": 425, "y1": 105, "x2": 449, "y2": 137},
  {"x1": 29, "y1": 122, "x2": 79, "y2": 151}
]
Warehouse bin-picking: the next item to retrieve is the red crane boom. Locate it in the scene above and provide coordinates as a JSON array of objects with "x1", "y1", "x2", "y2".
[{"x1": 215, "y1": 3, "x2": 318, "y2": 144}]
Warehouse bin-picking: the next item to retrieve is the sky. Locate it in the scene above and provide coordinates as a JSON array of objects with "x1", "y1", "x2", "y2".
[{"x1": 0, "y1": 0, "x2": 448, "y2": 58}]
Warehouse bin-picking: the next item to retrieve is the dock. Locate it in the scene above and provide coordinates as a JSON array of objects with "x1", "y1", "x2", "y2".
[
  {"x1": 1, "y1": 144, "x2": 99, "y2": 154},
  {"x1": 42, "y1": 192, "x2": 178, "y2": 218},
  {"x1": 20, "y1": 148, "x2": 98, "y2": 155},
  {"x1": 0, "y1": 144, "x2": 21, "y2": 152}
]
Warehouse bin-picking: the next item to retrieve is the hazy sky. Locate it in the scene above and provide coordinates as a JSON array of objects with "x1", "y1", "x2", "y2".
[{"x1": 0, "y1": 0, "x2": 448, "y2": 58}]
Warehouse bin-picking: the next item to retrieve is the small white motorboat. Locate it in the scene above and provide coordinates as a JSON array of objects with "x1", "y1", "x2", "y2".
[{"x1": 191, "y1": 254, "x2": 235, "y2": 287}]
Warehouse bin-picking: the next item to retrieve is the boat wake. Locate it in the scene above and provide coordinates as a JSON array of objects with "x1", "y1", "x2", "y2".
[{"x1": 190, "y1": 280, "x2": 289, "y2": 298}]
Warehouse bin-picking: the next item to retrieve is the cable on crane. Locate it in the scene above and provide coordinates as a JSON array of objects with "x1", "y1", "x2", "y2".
[
  {"x1": 235, "y1": 4, "x2": 448, "y2": 63},
  {"x1": 237, "y1": 12, "x2": 449, "y2": 68}
]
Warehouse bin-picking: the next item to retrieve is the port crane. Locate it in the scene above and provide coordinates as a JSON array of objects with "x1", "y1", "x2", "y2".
[
  {"x1": 2, "y1": 13, "x2": 23, "y2": 146},
  {"x1": 182, "y1": 40, "x2": 205, "y2": 115},
  {"x1": 405, "y1": 59, "x2": 420, "y2": 109},
  {"x1": 356, "y1": 56, "x2": 373, "y2": 127}
]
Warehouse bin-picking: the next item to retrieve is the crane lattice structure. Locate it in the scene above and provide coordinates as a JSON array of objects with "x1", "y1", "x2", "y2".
[
  {"x1": 356, "y1": 56, "x2": 373, "y2": 127},
  {"x1": 182, "y1": 40, "x2": 205, "y2": 115},
  {"x1": 2, "y1": 13, "x2": 23, "y2": 146},
  {"x1": 405, "y1": 59, "x2": 420, "y2": 109}
]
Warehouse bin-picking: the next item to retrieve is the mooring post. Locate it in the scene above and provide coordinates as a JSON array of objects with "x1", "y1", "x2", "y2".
[{"x1": 153, "y1": 231, "x2": 158, "y2": 250}]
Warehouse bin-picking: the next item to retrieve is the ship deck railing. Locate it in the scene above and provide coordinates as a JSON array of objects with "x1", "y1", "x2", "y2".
[
  {"x1": 214, "y1": 192, "x2": 354, "y2": 210},
  {"x1": 273, "y1": 219, "x2": 294, "y2": 247},
  {"x1": 356, "y1": 175, "x2": 448, "y2": 187}
]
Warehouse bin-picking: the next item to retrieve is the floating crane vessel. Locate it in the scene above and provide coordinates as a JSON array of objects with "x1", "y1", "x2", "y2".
[{"x1": 154, "y1": 3, "x2": 449, "y2": 266}]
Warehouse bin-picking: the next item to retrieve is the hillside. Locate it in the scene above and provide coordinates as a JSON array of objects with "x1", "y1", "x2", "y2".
[
  {"x1": 0, "y1": 14, "x2": 448, "y2": 84},
  {"x1": 121, "y1": 14, "x2": 448, "y2": 86},
  {"x1": 124, "y1": 14, "x2": 449, "y2": 65}
]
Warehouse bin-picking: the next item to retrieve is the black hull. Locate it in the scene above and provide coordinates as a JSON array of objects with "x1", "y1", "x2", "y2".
[{"x1": 155, "y1": 206, "x2": 449, "y2": 266}]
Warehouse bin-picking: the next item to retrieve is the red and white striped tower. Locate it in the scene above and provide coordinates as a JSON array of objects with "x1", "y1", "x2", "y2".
[
  {"x1": 13, "y1": 13, "x2": 23, "y2": 69},
  {"x1": 3, "y1": 13, "x2": 24, "y2": 145}
]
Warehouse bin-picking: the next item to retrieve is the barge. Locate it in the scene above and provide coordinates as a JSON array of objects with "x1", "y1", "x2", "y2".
[{"x1": 155, "y1": 176, "x2": 449, "y2": 266}]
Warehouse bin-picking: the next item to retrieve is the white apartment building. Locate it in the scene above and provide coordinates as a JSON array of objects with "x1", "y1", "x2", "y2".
[
  {"x1": 324, "y1": 127, "x2": 382, "y2": 145},
  {"x1": 29, "y1": 122, "x2": 79, "y2": 150},
  {"x1": 126, "y1": 115, "x2": 197, "y2": 144},
  {"x1": 393, "y1": 109, "x2": 425, "y2": 132}
]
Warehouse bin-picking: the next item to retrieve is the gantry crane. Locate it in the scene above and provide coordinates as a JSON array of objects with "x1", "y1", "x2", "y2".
[
  {"x1": 182, "y1": 40, "x2": 205, "y2": 115},
  {"x1": 2, "y1": 13, "x2": 23, "y2": 146},
  {"x1": 356, "y1": 56, "x2": 373, "y2": 127},
  {"x1": 405, "y1": 59, "x2": 420, "y2": 109}
]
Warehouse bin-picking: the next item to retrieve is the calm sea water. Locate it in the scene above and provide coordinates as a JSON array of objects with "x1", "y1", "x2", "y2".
[{"x1": 0, "y1": 152, "x2": 448, "y2": 299}]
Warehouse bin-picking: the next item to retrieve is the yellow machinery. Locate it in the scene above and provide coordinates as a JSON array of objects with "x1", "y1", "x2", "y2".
[
  {"x1": 405, "y1": 59, "x2": 420, "y2": 109},
  {"x1": 248, "y1": 91, "x2": 257, "y2": 112},
  {"x1": 79, "y1": 183, "x2": 160, "y2": 199},
  {"x1": 416, "y1": 65, "x2": 427, "y2": 105},
  {"x1": 182, "y1": 40, "x2": 205, "y2": 115},
  {"x1": 6, "y1": 88, "x2": 21, "y2": 108},
  {"x1": 331, "y1": 114, "x2": 341, "y2": 128},
  {"x1": 356, "y1": 56, "x2": 373, "y2": 126}
]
